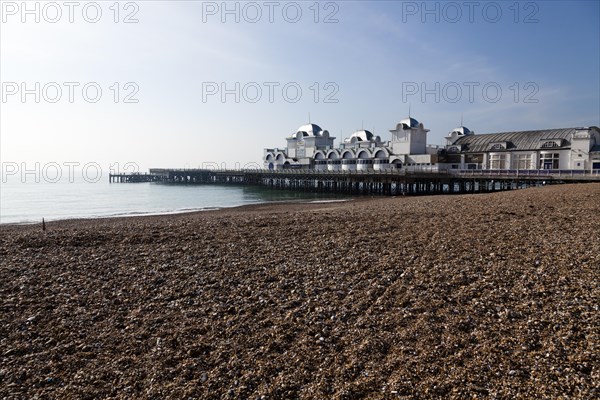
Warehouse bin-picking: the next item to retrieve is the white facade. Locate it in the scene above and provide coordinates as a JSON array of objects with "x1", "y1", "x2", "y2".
[
  {"x1": 264, "y1": 119, "x2": 600, "y2": 172},
  {"x1": 390, "y1": 117, "x2": 429, "y2": 155},
  {"x1": 264, "y1": 117, "x2": 435, "y2": 170},
  {"x1": 443, "y1": 126, "x2": 600, "y2": 172}
]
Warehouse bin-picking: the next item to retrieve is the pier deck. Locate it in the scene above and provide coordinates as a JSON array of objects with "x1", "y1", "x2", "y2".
[{"x1": 109, "y1": 169, "x2": 600, "y2": 195}]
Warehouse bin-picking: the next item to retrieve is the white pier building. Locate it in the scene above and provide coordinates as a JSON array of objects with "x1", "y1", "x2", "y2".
[{"x1": 263, "y1": 117, "x2": 600, "y2": 172}]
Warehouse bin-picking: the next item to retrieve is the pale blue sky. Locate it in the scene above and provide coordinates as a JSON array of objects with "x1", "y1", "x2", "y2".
[{"x1": 1, "y1": 0, "x2": 599, "y2": 170}]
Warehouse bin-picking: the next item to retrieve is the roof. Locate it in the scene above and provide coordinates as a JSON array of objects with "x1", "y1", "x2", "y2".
[
  {"x1": 295, "y1": 123, "x2": 323, "y2": 137},
  {"x1": 452, "y1": 128, "x2": 581, "y2": 152},
  {"x1": 451, "y1": 126, "x2": 472, "y2": 135},
  {"x1": 344, "y1": 130, "x2": 375, "y2": 143},
  {"x1": 399, "y1": 117, "x2": 420, "y2": 129}
]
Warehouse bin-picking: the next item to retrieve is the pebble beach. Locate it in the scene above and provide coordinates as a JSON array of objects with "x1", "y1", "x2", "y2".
[{"x1": 1, "y1": 183, "x2": 598, "y2": 399}]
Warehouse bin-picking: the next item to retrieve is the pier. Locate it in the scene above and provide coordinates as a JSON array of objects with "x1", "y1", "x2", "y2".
[{"x1": 109, "y1": 168, "x2": 600, "y2": 196}]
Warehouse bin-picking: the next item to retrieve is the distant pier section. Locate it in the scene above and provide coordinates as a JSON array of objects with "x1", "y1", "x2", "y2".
[
  {"x1": 108, "y1": 172, "x2": 164, "y2": 183},
  {"x1": 109, "y1": 168, "x2": 600, "y2": 196}
]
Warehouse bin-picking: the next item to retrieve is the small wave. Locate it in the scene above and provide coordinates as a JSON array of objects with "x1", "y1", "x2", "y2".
[{"x1": 306, "y1": 199, "x2": 350, "y2": 204}]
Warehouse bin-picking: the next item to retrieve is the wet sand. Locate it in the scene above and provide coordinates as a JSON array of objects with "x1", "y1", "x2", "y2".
[{"x1": 1, "y1": 183, "x2": 599, "y2": 399}]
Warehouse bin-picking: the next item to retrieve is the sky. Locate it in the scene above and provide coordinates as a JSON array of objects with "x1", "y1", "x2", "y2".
[{"x1": 1, "y1": 0, "x2": 599, "y2": 172}]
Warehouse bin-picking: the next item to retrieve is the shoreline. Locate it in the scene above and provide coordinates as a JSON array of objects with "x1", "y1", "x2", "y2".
[
  {"x1": 4, "y1": 180, "x2": 590, "y2": 228},
  {"x1": 0, "y1": 183, "x2": 583, "y2": 230},
  {"x1": 0, "y1": 197, "x2": 357, "y2": 230}
]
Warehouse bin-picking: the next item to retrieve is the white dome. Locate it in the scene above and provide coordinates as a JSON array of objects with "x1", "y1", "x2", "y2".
[
  {"x1": 344, "y1": 130, "x2": 375, "y2": 143},
  {"x1": 296, "y1": 123, "x2": 323, "y2": 137},
  {"x1": 451, "y1": 126, "x2": 472, "y2": 136},
  {"x1": 399, "y1": 117, "x2": 420, "y2": 129}
]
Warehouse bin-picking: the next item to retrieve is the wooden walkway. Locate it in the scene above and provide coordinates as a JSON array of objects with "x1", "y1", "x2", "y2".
[{"x1": 108, "y1": 169, "x2": 600, "y2": 196}]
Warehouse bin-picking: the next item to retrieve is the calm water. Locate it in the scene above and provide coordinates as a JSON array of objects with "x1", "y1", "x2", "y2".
[{"x1": 0, "y1": 175, "x2": 348, "y2": 225}]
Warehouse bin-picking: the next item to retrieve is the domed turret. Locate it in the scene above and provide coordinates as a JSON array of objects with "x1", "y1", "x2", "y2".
[
  {"x1": 450, "y1": 126, "x2": 473, "y2": 136},
  {"x1": 399, "y1": 117, "x2": 420, "y2": 129},
  {"x1": 344, "y1": 130, "x2": 375, "y2": 143},
  {"x1": 445, "y1": 125, "x2": 473, "y2": 146},
  {"x1": 295, "y1": 123, "x2": 323, "y2": 137}
]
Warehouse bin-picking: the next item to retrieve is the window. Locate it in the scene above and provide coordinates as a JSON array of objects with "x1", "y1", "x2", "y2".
[
  {"x1": 465, "y1": 154, "x2": 483, "y2": 164},
  {"x1": 539, "y1": 153, "x2": 560, "y2": 169},
  {"x1": 512, "y1": 154, "x2": 532, "y2": 170},
  {"x1": 489, "y1": 153, "x2": 507, "y2": 169},
  {"x1": 541, "y1": 141, "x2": 559, "y2": 148},
  {"x1": 490, "y1": 143, "x2": 505, "y2": 151}
]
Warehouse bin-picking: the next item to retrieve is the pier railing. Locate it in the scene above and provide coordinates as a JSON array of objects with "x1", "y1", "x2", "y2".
[
  {"x1": 111, "y1": 168, "x2": 600, "y2": 178},
  {"x1": 109, "y1": 167, "x2": 600, "y2": 195},
  {"x1": 145, "y1": 167, "x2": 600, "y2": 178}
]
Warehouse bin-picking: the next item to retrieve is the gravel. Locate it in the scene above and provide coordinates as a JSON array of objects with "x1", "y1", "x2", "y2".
[{"x1": 1, "y1": 183, "x2": 598, "y2": 399}]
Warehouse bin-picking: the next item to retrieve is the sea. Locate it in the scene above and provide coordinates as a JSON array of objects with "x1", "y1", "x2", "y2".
[{"x1": 0, "y1": 173, "x2": 348, "y2": 225}]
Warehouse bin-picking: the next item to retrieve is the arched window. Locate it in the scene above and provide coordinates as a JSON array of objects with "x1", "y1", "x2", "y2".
[
  {"x1": 374, "y1": 150, "x2": 387, "y2": 159},
  {"x1": 541, "y1": 141, "x2": 558, "y2": 148},
  {"x1": 357, "y1": 150, "x2": 370, "y2": 159}
]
